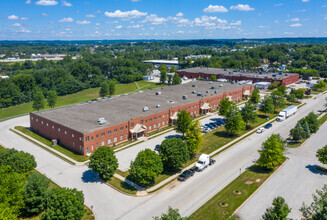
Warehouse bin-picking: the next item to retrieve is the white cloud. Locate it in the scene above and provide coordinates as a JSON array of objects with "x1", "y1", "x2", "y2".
[
  {"x1": 62, "y1": 1, "x2": 72, "y2": 7},
  {"x1": 302, "y1": 0, "x2": 309, "y2": 2},
  {"x1": 322, "y1": 5, "x2": 327, "y2": 7},
  {"x1": 274, "y1": 3, "x2": 284, "y2": 7},
  {"x1": 203, "y1": 5, "x2": 228, "y2": 13},
  {"x1": 142, "y1": 14, "x2": 168, "y2": 25},
  {"x1": 230, "y1": 4, "x2": 255, "y2": 11},
  {"x1": 284, "y1": 32, "x2": 294, "y2": 35},
  {"x1": 96, "y1": 23, "x2": 100, "y2": 26},
  {"x1": 176, "y1": 12, "x2": 184, "y2": 17},
  {"x1": 128, "y1": 24, "x2": 142, "y2": 28},
  {"x1": 298, "y1": 9, "x2": 306, "y2": 12},
  {"x1": 86, "y1": 14, "x2": 95, "y2": 18},
  {"x1": 35, "y1": 0, "x2": 58, "y2": 6},
  {"x1": 104, "y1": 10, "x2": 147, "y2": 18},
  {"x1": 8, "y1": 15, "x2": 19, "y2": 20},
  {"x1": 12, "y1": 23, "x2": 22, "y2": 27},
  {"x1": 76, "y1": 20, "x2": 91, "y2": 24},
  {"x1": 290, "y1": 18, "x2": 300, "y2": 22},
  {"x1": 230, "y1": 20, "x2": 242, "y2": 26},
  {"x1": 26, "y1": 0, "x2": 32, "y2": 4},
  {"x1": 59, "y1": 17, "x2": 73, "y2": 22},
  {"x1": 259, "y1": 25, "x2": 269, "y2": 28},
  {"x1": 324, "y1": 15, "x2": 327, "y2": 20},
  {"x1": 176, "y1": 18, "x2": 191, "y2": 26},
  {"x1": 290, "y1": 23, "x2": 303, "y2": 27},
  {"x1": 131, "y1": 0, "x2": 140, "y2": 1},
  {"x1": 193, "y1": 16, "x2": 228, "y2": 29},
  {"x1": 42, "y1": 13, "x2": 48, "y2": 16},
  {"x1": 115, "y1": 25, "x2": 122, "y2": 29},
  {"x1": 21, "y1": 17, "x2": 29, "y2": 20},
  {"x1": 275, "y1": 20, "x2": 279, "y2": 23},
  {"x1": 16, "y1": 28, "x2": 32, "y2": 33}
]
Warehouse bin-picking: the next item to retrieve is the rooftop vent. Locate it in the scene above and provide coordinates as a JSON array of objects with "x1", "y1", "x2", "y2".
[
  {"x1": 192, "y1": 90, "x2": 196, "y2": 94},
  {"x1": 209, "y1": 81, "x2": 213, "y2": 84},
  {"x1": 214, "y1": 91, "x2": 218, "y2": 94},
  {"x1": 156, "y1": 104, "x2": 160, "y2": 108},
  {"x1": 197, "y1": 93, "x2": 202, "y2": 96},
  {"x1": 206, "y1": 90, "x2": 209, "y2": 93},
  {"x1": 98, "y1": 118, "x2": 107, "y2": 125},
  {"x1": 183, "y1": 95, "x2": 188, "y2": 100},
  {"x1": 156, "y1": 91, "x2": 162, "y2": 95},
  {"x1": 143, "y1": 106, "x2": 149, "y2": 112},
  {"x1": 211, "y1": 86, "x2": 215, "y2": 89},
  {"x1": 192, "y1": 84, "x2": 196, "y2": 87},
  {"x1": 169, "y1": 100, "x2": 174, "y2": 103}
]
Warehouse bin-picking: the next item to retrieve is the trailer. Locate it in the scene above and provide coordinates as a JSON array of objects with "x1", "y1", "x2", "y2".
[{"x1": 276, "y1": 105, "x2": 297, "y2": 121}]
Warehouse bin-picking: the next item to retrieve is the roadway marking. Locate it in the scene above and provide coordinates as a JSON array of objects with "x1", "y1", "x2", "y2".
[{"x1": 175, "y1": 149, "x2": 257, "y2": 209}]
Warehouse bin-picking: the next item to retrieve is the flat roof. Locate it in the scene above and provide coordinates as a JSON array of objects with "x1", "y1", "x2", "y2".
[
  {"x1": 177, "y1": 67, "x2": 297, "y2": 80},
  {"x1": 34, "y1": 80, "x2": 247, "y2": 134},
  {"x1": 143, "y1": 60, "x2": 179, "y2": 64}
]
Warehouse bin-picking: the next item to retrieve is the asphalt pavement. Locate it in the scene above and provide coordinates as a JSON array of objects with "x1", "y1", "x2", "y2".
[{"x1": 0, "y1": 92, "x2": 326, "y2": 220}]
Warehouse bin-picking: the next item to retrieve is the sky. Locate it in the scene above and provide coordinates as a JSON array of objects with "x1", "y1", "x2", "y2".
[{"x1": 1, "y1": 0, "x2": 327, "y2": 40}]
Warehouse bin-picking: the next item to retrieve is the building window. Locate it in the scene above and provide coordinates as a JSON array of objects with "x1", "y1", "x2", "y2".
[
  {"x1": 52, "y1": 126, "x2": 54, "y2": 129},
  {"x1": 64, "y1": 131, "x2": 67, "y2": 135},
  {"x1": 101, "y1": 133, "x2": 105, "y2": 137},
  {"x1": 120, "y1": 127, "x2": 123, "y2": 131},
  {"x1": 72, "y1": 134, "x2": 74, "y2": 138},
  {"x1": 171, "y1": 111, "x2": 173, "y2": 116},
  {"x1": 36, "y1": 119, "x2": 38, "y2": 122},
  {"x1": 73, "y1": 142, "x2": 75, "y2": 148},
  {"x1": 158, "y1": 116, "x2": 161, "y2": 119},
  {"x1": 79, "y1": 145, "x2": 82, "y2": 151},
  {"x1": 158, "y1": 122, "x2": 161, "y2": 127},
  {"x1": 120, "y1": 135, "x2": 123, "y2": 140},
  {"x1": 96, "y1": 135, "x2": 98, "y2": 138},
  {"x1": 108, "y1": 131, "x2": 111, "y2": 135},
  {"x1": 31, "y1": 117, "x2": 33, "y2": 120},
  {"x1": 125, "y1": 134, "x2": 127, "y2": 138},
  {"x1": 131, "y1": 122, "x2": 134, "y2": 128},
  {"x1": 149, "y1": 125, "x2": 152, "y2": 130},
  {"x1": 91, "y1": 136, "x2": 93, "y2": 140},
  {"x1": 86, "y1": 136, "x2": 89, "y2": 142},
  {"x1": 108, "y1": 139, "x2": 112, "y2": 144},
  {"x1": 46, "y1": 123, "x2": 48, "y2": 127},
  {"x1": 91, "y1": 145, "x2": 94, "y2": 151},
  {"x1": 154, "y1": 124, "x2": 157, "y2": 129},
  {"x1": 79, "y1": 137, "x2": 82, "y2": 141},
  {"x1": 58, "y1": 128, "x2": 60, "y2": 132},
  {"x1": 101, "y1": 141, "x2": 105, "y2": 146},
  {"x1": 163, "y1": 121, "x2": 165, "y2": 125},
  {"x1": 154, "y1": 117, "x2": 157, "y2": 120},
  {"x1": 114, "y1": 129, "x2": 117, "y2": 133},
  {"x1": 149, "y1": 118, "x2": 152, "y2": 122},
  {"x1": 41, "y1": 121, "x2": 43, "y2": 124},
  {"x1": 163, "y1": 114, "x2": 165, "y2": 118},
  {"x1": 114, "y1": 137, "x2": 117, "y2": 142},
  {"x1": 96, "y1": 143, "x2": 98, "y2": 148}
]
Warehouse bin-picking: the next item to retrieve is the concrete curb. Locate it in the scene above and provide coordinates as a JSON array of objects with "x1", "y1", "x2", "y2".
[
  {"x1": 10, "y1": 128, "x2": 89, "y2": 166},
  {"x1": 232, "y1": 158, "x2": 290, "y2": 217}
]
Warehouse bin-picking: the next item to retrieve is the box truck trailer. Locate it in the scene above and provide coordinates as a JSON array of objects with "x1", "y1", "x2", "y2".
[{"x1": 276, "y1": 105, "x2": 297, "y2": 122}]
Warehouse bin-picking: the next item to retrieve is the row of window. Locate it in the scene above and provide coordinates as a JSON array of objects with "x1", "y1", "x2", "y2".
[
  {"x1": 131, "y1": 114, "x2": 169, "y2": 128},
  {"x1": 31, "y1": 117, "x2": 82, "y2": 141}
]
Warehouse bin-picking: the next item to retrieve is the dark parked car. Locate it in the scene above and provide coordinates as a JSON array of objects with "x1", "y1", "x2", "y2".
[
  {"x1": 154, "y1": 144, "x2": 160, "y2": 151},
  {"x1": 210, "y1": 122, "x2": 218, "y2": 128},
  {"x1": 264, "y1": 123, "x2": 272, "y2": 129},
  {"x1": 178, "y1": 169, "x2": 195, "y2": 181}
]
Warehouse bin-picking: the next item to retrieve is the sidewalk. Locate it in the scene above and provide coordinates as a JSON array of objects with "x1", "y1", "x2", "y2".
[{"x1": 11, "y1": 128, "x2": 89, "y2": 166}]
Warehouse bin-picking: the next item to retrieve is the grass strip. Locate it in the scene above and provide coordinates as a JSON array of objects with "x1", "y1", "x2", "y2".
[
  {"x1": 15, "y1": 126, "x2": 89, "y2": 162},
  {"x1": 106, "y1": 176, "x2": 137, "y2": 195},
  {"x1": 191, "y1": 162, "x2": 285, "y2": 220}
]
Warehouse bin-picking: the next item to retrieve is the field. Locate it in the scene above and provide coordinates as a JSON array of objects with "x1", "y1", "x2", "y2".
[{"x1": 0, "y1": 81, "x2": 165, "y2": 120}]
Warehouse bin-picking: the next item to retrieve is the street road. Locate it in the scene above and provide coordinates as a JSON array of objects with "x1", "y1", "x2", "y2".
[
  {"x1": 0, "y1": 92, "x2": 325, "y2": 220},
  {"x1": 236, "y1": 115, "x2": 327, "y2": 220}
]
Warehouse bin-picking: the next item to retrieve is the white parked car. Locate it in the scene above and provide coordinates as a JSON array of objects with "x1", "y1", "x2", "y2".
[{"x1": 256, "y1": 127, "x2": 265, "y2": 133}]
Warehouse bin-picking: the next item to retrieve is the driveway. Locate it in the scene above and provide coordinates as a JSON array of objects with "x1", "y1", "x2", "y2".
[
  {"x1": 236, "y1": 116, "x2": 327, "y2": 220},
  {"x1": 0, "y1": 93, "x2": 326, "y2": 220}
]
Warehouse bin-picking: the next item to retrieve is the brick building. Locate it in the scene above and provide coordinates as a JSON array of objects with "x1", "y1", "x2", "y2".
[
  {"x1": 30, "y1": 81, "x2": 254, "y2": 156},
  {"x1": 176, "y1": 67, "x2": 299, "y2": 85}
]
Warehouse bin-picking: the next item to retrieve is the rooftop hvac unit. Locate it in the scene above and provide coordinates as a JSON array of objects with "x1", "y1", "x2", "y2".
[
  {"x1": 192, "y1": 90, "x2": 196, "y2": 94},
  {"x1": 206, "y1": 90, "x2": 209, "y2": 93},
  {"x1": 169, "y1": 100, "x2": 174, "y2": 103},
  {"x1": 209, "y1": 81, "x2": 213, "y2": 84},
  {"x1": 156, "y1": 91, "x2": 162, "y2": 95},
  {"x1": 214, "y1": 91, "x2": 218, "y2": 94},
  {"x1": 156, "y1": 104, "x2": 160, "y2": 108},
  {"x1": 211, "y1": 86, "x2": 215, "y2": 89},
  {"x1": 98, "y1": 118, "x2": 107, "y2": 125},
  {"x1": 183, "y1": 95, "x2": 188, "y2": 100},
  {"x1": 197, "y1": 93, "x2": 202, "y2": 96},
  {"x1": 192, "y1": 84, "x2": 196, "y2": 87},
  {"x1": 143, "y1": 106, "x2": 149, "y2": 112}
]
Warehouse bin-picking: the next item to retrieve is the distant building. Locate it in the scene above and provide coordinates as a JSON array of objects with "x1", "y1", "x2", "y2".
[
  {"x1": 261, "y1": 58, "x2": 269, "y2": 64},
  {"x1": 185, "y1": 55, "x2": 212, "y2": 60},
  {"x1": 255, "y1": 82, "x2": 271, "y2": 89},
  {"x1": 143, "y1": 75, "x2": 154, "y2": 81},
  {"x1": 176, "y1": 67, "x2": 299, "y2": 85},
  {"x1": 143, "y1": 60, "x2": 179, "y2": 67}
]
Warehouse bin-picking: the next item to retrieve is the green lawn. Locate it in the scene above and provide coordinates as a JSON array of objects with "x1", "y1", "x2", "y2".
[
  {"x1": 287, "y1": 139, "x2": 305, "y2": 148},
  {"x1": 319, "y1": 113, "x2": 327, "y2": 126},
  {"x1": 106, "y1": 176, "x2": 137, "y2": 195},
  {"x1": 191, "y1": 163, "x2": 284, "y2": 220},
  {"x1": 20, "y1": 170, "x2": 95, "y2": 220},
  {"x1": 15, "y1": 126, "x2": 89, "y2": 162},
  {"x1": 0, "y1": 81, "x2": 165, "y2": 120}
]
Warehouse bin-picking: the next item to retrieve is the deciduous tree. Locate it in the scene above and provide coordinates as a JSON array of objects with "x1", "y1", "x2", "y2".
[
  {"x1": 153, "y1": 206, "x2": 192, "y2": 220},
  {"x1": 260, "y1": 95, "x2": 274, "y2": 116},
  {"x1": 108, "y1": 80, "x2": 116, "y2": 96},
  {"x1": 89, "y1": 146, "x2": 118, "y2": 180},
  {"x1": 300, "y1": 185, "x2": 327, "y2": 219},
  {"x1": 270, "y1": 90, "x2": 285, "y2": 111},
  {"x1": 41, "y1": 187, "x2": 85, "y2": 220},
  {"x1": 99, "y1": 81, "x2": 109, "y2": 97},
  {"x1": 210, "y1": 75, "x2": 217, "y2": 81},
  {"x1": 47, "y1": 90, "x2": 57, "y2": 108},
  {"x1": 175, "y1": 110, "x2": 192, "y2": 137},
  {"x1": 160, "y1": 70, "x2": 167, "y2": 84},
  {"x1": 316, "y1": 145, "x2": 327, "y2": 166},
  {"x1": 0, "y1": 148, "x2": 36, "y2": 173},
  {"x1": 185, "y1": 120, "x2": 203, "y2": 157},
  {"x1": 172, "y1": 73, "x2": 182, "y2": 85},
  {"x1": 241, "y1": 101, "x2": 257, "y2": 127},
  {"x1": 257, "y1": 134, "x2": 285, "y2": 169},
  {"x1": 130, "y1": 149, "x2": 163, "y2": 186},
  {"x1": 305, "y1": 112, "x2": 319, "y2": 133},
  {"x1": 225, "y1": 105, "x2": 246, "y2": 135},
  {"x1": 159, "y1": 138, "x2": 189, "y2": 171},
  {"x1": 32, "y1": 90, "x2": 45, "y2": 111},
  {"x1": 219, "y1": 97, "x2": 232, "y2": 117},
  {"x1": 250, "y1": 88, "x2": 260, "y2": 104}
]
